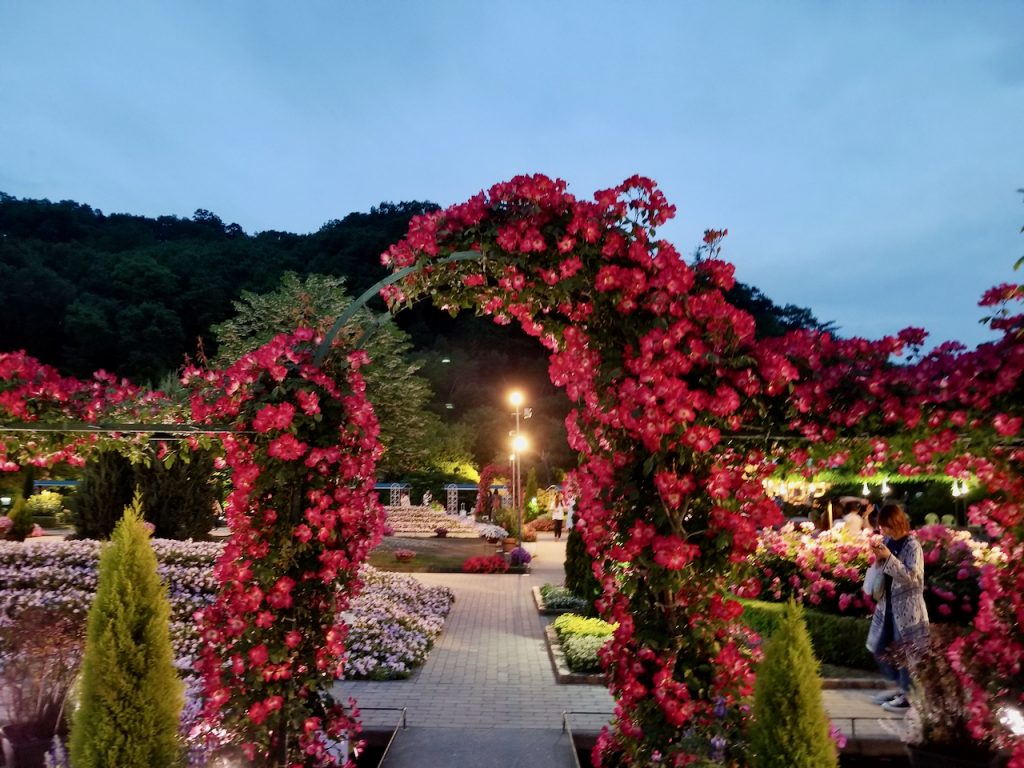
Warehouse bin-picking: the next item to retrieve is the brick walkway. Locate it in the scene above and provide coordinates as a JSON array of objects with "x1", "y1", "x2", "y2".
[{"x1": 335, "y1": 534, "x2": 612, "y2": 734}]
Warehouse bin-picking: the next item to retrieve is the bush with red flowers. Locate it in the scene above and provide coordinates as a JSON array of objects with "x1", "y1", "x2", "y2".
[{"x1": 461, "y1": 555, "x2": 509, "y2": 574}]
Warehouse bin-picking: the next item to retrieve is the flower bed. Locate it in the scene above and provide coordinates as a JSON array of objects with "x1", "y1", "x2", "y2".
[
  {"x1": 746, "y1": 522, "x2": 1002, "y2": 624},
  {"x1": 552, "y1": 613, "x2": 616, "y2": 674},
  {"x1": 0, "y1": 539, "x2": 453, "y2": 679},
  {"x1": 382, "y1": 505, "x2": 482, "y2": 538}
]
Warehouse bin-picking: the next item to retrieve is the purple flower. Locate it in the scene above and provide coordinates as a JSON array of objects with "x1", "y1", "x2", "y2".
[{"x1": 509, "y1": 547, "x2": 532, "y2": 566}]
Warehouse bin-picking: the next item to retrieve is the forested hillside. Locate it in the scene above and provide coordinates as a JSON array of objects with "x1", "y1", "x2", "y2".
[{"x1": 0, "y1": 193, "x2": 435, "y2": 381}]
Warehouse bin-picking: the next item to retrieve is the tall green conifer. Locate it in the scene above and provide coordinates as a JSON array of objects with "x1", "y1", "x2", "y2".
[
  {"x1": 69, "y1": 492, "x2": 184, "y2": 767},
  {"x1": 747, "y1": 599, "x2": 839, "y2": 768}
]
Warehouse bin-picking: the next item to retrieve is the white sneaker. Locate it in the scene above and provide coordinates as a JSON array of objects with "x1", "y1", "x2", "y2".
[
  {"x1": 881, "y1": 694, "x2": 910, "y2": 713},
  {"x1": 871, "y1": 689, "x2": 901, "y2": 705}
]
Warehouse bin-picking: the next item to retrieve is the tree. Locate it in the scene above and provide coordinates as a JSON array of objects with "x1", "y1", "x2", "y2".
[
  {"x1": 210, "y1": 272, "x2": 450, "y2": 478},
  {"x1": 69, "y1": 493, "x2": 184, "y2": 767},
  {"x1": 748, "y1": 600, "x2": 838, "y2": 768}
]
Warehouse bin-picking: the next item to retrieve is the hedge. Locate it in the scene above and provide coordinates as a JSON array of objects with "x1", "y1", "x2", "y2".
[{"x1": 740, "y1": 599, "x2": 875, "y2": 671}]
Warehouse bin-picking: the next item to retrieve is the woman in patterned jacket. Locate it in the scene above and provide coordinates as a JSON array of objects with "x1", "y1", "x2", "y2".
[{"x1": 865, "y1": 503, "x2": 930, "y2": 713}]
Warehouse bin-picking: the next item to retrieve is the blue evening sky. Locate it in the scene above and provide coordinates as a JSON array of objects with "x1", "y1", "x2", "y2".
[{"x1": 1, "y1": 2, "x2": 1022, "y2": 348}]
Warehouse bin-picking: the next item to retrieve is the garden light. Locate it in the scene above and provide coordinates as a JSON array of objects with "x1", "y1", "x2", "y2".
[
  {"x1": 997, "y1": 703, "x2": 1024, "y2": 737},
  {"x1": 861, "y1": 482, "x2": 870, "y2": 496}
]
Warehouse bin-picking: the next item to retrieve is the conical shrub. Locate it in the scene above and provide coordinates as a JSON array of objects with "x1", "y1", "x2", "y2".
[
  {"x1": 69, "y1": 491, "x2": 184, "y2": 767},
  {"x1": 747, "y1": 599, "x2": 838, "y2": 768}
]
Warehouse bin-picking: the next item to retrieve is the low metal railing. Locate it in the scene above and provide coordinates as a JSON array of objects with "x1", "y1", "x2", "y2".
[{"x1": 361, "y1": 706, "x2": 407, "y2": 767}]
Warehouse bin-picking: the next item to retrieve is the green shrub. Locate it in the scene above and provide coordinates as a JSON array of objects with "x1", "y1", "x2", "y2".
[
  {"x1": 553, "y1": 613, "x2": 615, "y2": 640},
  {"x1": 69, "y1": 492, "x2": 184, "y2": 767},
  {"x1": 7, "y1": 497, "x2": 34, "y2": 540},
  {"x1": 25, "y1": 490, "x2": 65, "y2": 517},
  {"x1": 748, "y1": 600, "x2": 838, "y2": 768},
  {"x1": 562, "y1": 634, "x2": 609, "y2": 674},
  {"x1": 539, "y1": 584, "x2": 593, "y2": 614},
  {"x1": 564, "y1": 528, "x2": 601, "y2": 604},
  {"x1": 523, "y1": 468, "x2": 540, "y2": 521},
  {"x1": 740, "y1": 599, "x2": 874, "y2": 670}
]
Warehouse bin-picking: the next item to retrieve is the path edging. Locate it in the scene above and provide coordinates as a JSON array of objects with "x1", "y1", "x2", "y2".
[{"x1": 544, "y1": 624, "x2": 606, "y2": 686}]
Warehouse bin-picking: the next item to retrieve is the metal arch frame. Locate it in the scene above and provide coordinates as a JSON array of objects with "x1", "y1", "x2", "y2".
[{"x1": 313, "y1": 250, "x2": 484, "y2": 366}]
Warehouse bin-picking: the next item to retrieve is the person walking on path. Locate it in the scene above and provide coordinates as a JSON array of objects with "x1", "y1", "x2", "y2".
[
  {"x1": 551, "y1": 497, "x2": 565, "y2": 540},
  {"x1": 866, "y1": 503, "x2": 930, "y2": 714}
]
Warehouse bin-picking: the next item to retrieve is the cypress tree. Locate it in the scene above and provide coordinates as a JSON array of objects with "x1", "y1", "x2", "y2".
[
  {"x1": 135, "y1": 449, "x2": 217, "y2": 539},
  {"x1": 564, "y1": 528, "x2": 601, "y2": 606},
  {"x1": 747, "y1": 599, "x2": 838, "y2": 768},
  {"x1": 69, "y1": 492, "x2": 184, "y2": 767}
]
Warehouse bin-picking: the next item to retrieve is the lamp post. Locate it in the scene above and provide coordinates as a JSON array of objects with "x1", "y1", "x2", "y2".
[
  {"x1": 508, "y1": 390, "x2": 530, "y2": 546},
  {"x1": 512, "y1": 434, "x2": 528, "y2": 545}
]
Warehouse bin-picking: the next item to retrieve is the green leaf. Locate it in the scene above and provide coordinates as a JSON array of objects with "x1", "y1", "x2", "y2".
[{"x1": 162, "y1": 453, "x2": 176, "y2": 470}]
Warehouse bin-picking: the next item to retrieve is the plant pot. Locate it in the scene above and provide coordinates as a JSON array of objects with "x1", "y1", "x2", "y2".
[
  {"x1": 501, "y1": 537, "x2": 517, "y2": 553},
  {"x1": 1, "y1": 722, "x2": 55, "y2": 768},
  {"x1": 906, "y1": 743, "x2": 1006, "y2": 768}
]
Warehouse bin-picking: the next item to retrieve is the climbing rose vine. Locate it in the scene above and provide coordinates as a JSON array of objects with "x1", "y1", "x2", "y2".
[{"x1": 186, "y1": 329, "x2": 383, "y2": 765}]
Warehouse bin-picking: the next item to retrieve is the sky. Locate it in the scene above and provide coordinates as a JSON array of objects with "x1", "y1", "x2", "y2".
[{"x1": 1, "y1": 1, "x2": 1022, "y2": 349}]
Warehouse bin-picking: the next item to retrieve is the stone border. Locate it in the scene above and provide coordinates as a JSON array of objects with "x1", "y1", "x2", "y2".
[
  {"x1": 821, "y1": 675, "x2": 886, "y2": 690},
  {"x1": 544, "y1": 624, "x2": 606, "y2": 685},
  {"x1": 532, "y1": 585, "x2": 574, "y2": 615}
]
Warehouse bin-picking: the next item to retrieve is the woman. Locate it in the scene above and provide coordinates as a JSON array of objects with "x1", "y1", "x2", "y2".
[
  {"x1": 866, "y1": 503, "x2": 930, "y2": 713},
  {"x1": 551, "y1": 496, "x2": 565, "y2": 540}
]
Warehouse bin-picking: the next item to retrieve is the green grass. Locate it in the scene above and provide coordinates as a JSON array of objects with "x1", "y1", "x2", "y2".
[{"x1": 368, "y1": 536, "x2": 498, "y2": 572}]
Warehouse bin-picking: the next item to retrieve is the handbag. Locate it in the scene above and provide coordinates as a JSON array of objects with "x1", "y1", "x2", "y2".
[{"x1": 862, "y1": 563, "x2": 884, "y2": 600}]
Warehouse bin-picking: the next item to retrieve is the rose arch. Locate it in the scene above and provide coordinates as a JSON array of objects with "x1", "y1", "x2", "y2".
[{"x1": 1, "y1": 174, "x2": 1022, "y2": 767}]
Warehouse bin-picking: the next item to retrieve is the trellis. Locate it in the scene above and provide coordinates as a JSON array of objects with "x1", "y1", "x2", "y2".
[{"x1": 1, "y1": 174, "x2": 1021, "y2": 767}]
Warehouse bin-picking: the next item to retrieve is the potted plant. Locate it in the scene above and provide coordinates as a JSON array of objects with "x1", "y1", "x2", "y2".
[
  {"x1": 434, "y1": 526, "x2": 449, "y2": 538},
  {"x1": 898, "y1": 626, "x2": 1008, "y2": 768},
  {"x1": 509, "y1": 546, "x2": 532, "y2": 570},
  {"x1": 0, "y1": 608, "x2": 84, "y2": 768},
  {"x1": 393, "y1": 548, "x2": 417, "y2": 562}
]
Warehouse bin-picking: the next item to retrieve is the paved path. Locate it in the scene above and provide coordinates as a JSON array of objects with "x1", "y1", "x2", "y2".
[
  {"x1": 335, "y1": 534, "x2": 612, "y2": 735},
  {"x1": 335, "y1": 532, "x2": 906, "y2": 759}
]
